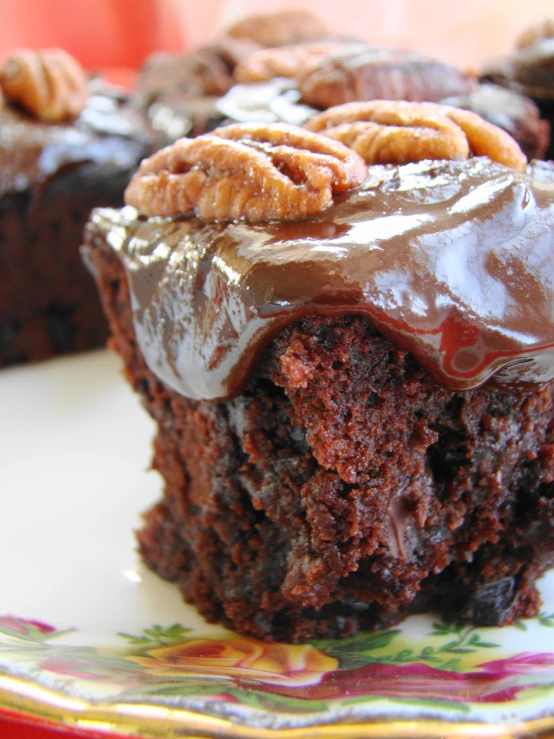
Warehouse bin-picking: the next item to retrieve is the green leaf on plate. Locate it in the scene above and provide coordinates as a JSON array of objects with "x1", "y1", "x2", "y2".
[
  {"x1": 118, "y1": 623, "x2": 193, "y2": 648},
  {"x1": 228, "y1": 688, "x2": 329, "y2": 713},
  {"x1": 471, "y1": 641, "x2": 500, "y2": 648},
  {"x1": 438, "y1": 658, "x2": 461, "y2": 671},
  {"x1": 341, "y1": 694, "x2": 470, "y2": 713},
  {"x1": 323, "y1": 629, "x2": 400, "y2": 658},
  {"x1": 538, "y1": 612, "x2": 554, "y2": 627}
]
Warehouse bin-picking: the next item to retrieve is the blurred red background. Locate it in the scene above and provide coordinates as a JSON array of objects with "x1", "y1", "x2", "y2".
[
  {"x1": 0, "y1": 0, "x2": 184, "y2": 86},
  {"x1": 0, "y1": 0, "x2": 552, "y2": 80}
]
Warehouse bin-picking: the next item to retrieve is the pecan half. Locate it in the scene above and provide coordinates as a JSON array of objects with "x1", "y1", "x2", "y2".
[
  {"x1": 234, "y1": 42, "x2": 352, "y2": 84},
  {"x1": 299, "y1": 46, "x2": 476, "y2": 108},
  {"x1": 306, "y1": 101, "x2": 527, "y2": 170},
  {"x1": 225, "y1": 10, "x2": 328, "y2": 48},
  {"x1": 124, "y1": 122, "x2": 367, "y2": 222},
  {"x1": 0, "y1": 48, "x2": 88, "y2": 122}
]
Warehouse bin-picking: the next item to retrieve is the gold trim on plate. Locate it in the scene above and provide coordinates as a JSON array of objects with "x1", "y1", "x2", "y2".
[{"x1": 1, "y1": 673, "x2": 554, "y2": 739}]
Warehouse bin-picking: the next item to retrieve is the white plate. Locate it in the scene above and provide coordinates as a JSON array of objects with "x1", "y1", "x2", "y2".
[{"x1": 0, "y1": 350, "x2": 553, "y2": 738}]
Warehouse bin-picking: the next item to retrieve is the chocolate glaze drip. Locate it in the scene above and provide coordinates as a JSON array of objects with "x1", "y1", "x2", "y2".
[
  {"x1": 0, "y1": 81, "x2": 152, "y2": 198},
  {"x1": 88, "y1": 157, "x2": 554, "y2": 401}
]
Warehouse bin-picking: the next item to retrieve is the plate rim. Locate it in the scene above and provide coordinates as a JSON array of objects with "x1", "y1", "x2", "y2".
[{"x1": 2, "y1": 673, "x2": 554, "y2": 739}]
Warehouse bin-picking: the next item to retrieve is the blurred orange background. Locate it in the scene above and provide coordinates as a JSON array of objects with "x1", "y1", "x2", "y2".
[{"x1": 0, "y1": 0, "x2": 552, "y2": 77}]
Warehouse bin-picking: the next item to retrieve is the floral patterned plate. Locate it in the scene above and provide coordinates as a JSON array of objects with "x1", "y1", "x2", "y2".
[{"x1": 1, "y1": 350, "x2": 554, "y2": 739}]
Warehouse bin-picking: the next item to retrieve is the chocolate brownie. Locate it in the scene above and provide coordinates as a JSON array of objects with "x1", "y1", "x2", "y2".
[
  {"x1": 83, "y1": 136, "x2": 554, "y2": 642},
  {"x1": 0, "y1": 52, "x2": 152, "y2": 367}
]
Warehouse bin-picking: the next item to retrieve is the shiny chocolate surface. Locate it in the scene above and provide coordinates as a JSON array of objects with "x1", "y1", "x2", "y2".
[{"x1": 91, "y1": 157, "x2": 554, "y2": 401}]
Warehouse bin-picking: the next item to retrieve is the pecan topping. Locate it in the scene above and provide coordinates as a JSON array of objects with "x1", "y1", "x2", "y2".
[
  {"x1": 306, "y1": 101, "x2": 527, "y2": 170},
  {"x1": 225, "y1": 10, "x2": 328, "y2": 48},
  {"x1": 234, "y1": 42, "x2": 351, "y2": 84},
  {"x1": 124, "y1": 122, "x2": 367, "y2": 222},
  {"x1": 0, "y1": 48, "x2": 89, "y2": 122},
  {"x1": 517, "y1": 18, "x2": 554, "y2": 48},
  {"x1": 299, "y1": 46, "x2": 476, "y2": 109}
]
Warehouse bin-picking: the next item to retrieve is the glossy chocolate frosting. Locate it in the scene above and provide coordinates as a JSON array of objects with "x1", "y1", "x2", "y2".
[
  {"x1": 0, "y1": 81, "x2": 152, "y2": 198},
  {"x1": 88, "y1": 157, "x2": 554, "y2": 401}
]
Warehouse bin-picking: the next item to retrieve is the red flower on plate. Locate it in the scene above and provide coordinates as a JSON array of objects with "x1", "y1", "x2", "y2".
[
  {"x1": 0, "y1": 615, "x2": 56, "y2": 637},
  {"x1": 479, "y1": 652, "x2": 554, "y2": 675},
  {"x1": 37, "y1": 655, "x2": 142, "y2": 683},
  {"x1": 37, "y1": 657, "x2": 105, "y2": 681},
  {"x1": 252, "y1": 660, "x2": 527, "y2": 704}
]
